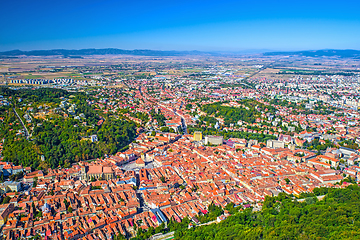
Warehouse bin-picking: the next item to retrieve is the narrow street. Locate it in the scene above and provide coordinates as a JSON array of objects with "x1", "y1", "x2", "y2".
[{"x1": 135, "y1": 172, "x2": 150, "y2": 213}]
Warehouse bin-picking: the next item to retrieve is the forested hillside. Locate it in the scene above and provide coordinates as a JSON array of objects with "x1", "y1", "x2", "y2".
[
  {"x1": 0, "y1": 88, "x2": 137, "y2": 169},
  {"x1": 175, "y1": 185, "x2": 360, "y2": 240}
]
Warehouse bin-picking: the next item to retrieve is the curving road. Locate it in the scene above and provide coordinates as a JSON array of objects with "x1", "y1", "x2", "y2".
[{"x1": 13, "y1": 108, "x2": 30, "y2": 139}]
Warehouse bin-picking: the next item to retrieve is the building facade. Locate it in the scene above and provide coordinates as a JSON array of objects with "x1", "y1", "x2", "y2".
[
  {"x1": 193, "y1": 131, "x2": 202, "y2": 141},
  {"x1": 81, "y1": 165, "x2": 115, "y2": 181}
]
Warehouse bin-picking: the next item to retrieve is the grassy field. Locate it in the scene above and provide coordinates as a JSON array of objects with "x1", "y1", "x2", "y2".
[
  {"x1": 82, "y1": 72, "x2": 103, "y2": 75},
  {"x1": 64, "y1": 73, "x2": 82, "y2": 77},
  {"x1": 23, "y1": 75, "x2": 44, "y2": 79}
]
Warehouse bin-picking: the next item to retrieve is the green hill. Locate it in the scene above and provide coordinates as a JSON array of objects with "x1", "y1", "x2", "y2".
[{"x1": 175, "y1": 185, "x2": 360, "y2": 240}]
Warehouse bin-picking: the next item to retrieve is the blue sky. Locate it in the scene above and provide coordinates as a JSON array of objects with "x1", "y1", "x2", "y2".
[{"x1": 1, "y1": 0, "x2": 360, "y2": 51}]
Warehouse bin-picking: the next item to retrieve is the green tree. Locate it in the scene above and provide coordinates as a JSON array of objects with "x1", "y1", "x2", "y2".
[
  {"x1": 2, "y1": 196, "x2": 11, "y2": 204},
  {"x1": 67, "y1": 206, "x2": 73, "y2": 213},
  {"x1": 284, "y1": 178, "x2": 290, "y2": 184},
  {"x1": 33, "y1": 177, "x2": 38, "y2": 188},
  {"x1": 160, "y1": 176, "x2": 166, "y2": 183}
]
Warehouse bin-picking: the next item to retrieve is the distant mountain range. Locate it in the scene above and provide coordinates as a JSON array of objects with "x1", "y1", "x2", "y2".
[
  {"x1": 263, "y1": 49, "x2": 360, "y2": 58},
  {"x1": 0, "y1": 48, "x2": 211, "y2": 57},
  {"x1": 1, "y1": 48, "x2": 360, "y2": 58}
]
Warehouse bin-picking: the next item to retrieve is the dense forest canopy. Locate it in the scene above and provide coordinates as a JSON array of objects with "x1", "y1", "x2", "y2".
[
  {"x1": 201, "y1": 99, "x2": 276, "y2": 126},
  {"x1": 175, "y1": 185, "x2": 360, "y2": 240},
  {"x1": 0, "y1": 87, "x2": 69, "y2": 103},
  {"x1": 0, "y1": 87, "x2": 137, "y2": 170}
]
